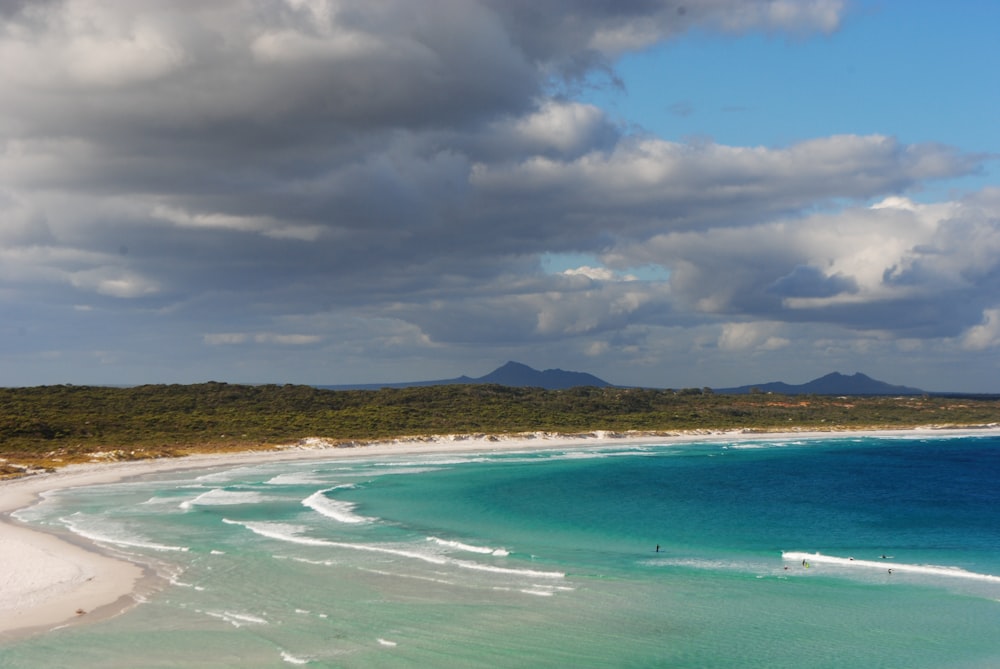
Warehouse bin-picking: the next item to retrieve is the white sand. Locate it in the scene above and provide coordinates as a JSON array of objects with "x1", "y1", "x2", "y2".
[{"x1": 2, "y1": 426, "x2": 996, "y2": 638}]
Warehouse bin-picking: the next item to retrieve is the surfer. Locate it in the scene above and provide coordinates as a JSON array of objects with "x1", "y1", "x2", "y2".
[{"x1": 655, "y1": 544, "x2": 660, "y2": 553}]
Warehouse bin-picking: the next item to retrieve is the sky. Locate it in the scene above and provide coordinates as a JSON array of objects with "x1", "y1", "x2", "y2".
[{"x1": 2, "y1": 0, "x2": 999, "y2": 392}]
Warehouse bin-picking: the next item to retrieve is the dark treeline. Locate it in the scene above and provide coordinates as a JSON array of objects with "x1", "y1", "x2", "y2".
[{"x1": 2, "y1": 382, "x2": 998, "y2": 472}]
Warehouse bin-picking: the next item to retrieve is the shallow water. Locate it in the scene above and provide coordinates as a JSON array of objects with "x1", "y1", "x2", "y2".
[{"x1": 7, "y1": 434, "x2": 1000, "y2": 667}]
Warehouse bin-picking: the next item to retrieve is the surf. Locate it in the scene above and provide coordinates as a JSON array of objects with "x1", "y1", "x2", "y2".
[
  {"x1": 301, "y1": 487, "x2": 375, "y2": 524},
  {"x1": 782, "y1": 551, "x2": 1000, "y2": 583},
  {"x1": 222, "y1": 518, "x2": 565, "y2": 580}
]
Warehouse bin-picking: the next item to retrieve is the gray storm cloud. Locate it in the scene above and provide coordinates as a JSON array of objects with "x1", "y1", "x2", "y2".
[{"x1": 2, "y1": 0, "x2": 999, "y2": 389}]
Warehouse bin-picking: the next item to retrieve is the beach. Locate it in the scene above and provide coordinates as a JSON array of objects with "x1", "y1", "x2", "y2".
[
  {"x1": 2, "y1": 426, "x2": 997, "y2": 644},
  {"x1": 0, "y1": 430, "x2": 665, "y2": 638}
]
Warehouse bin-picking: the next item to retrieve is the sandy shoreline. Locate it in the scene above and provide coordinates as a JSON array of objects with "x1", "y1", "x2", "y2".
[{"x1": 2, "y1": 425, "x2": 997, "y2": 640}]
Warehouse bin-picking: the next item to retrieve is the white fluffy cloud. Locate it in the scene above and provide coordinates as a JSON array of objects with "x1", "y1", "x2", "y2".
[
  {"x1": 1, "y1": 0, "x2": 997, "y2": 390},
  {"x1": 961, "y1": 309, "x2": 1000, "y2": 351},
  {"x1": 718, "y1": 322, "x2": 789, "y2": 351}
]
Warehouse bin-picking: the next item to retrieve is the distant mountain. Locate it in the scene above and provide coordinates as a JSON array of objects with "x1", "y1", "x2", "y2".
[
  {"x1": 477, "y1": 361, "x2": 611, "y2": 389},
  {"x1": 319, "y1": 361, "x2": 612, "y2": 391},
  {"x1": 715, "y1": 372, "x2": 925, "y2": 396}
]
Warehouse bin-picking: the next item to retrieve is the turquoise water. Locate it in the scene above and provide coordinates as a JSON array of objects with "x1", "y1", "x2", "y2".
[{"x1": 6, "y1": 433, "x2": 1000, "y2": 667}]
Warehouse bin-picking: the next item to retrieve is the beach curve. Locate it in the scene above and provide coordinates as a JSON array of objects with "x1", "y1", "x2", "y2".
[{"x1": 2, "y1": 425, "x2": 996, "y2": 639}]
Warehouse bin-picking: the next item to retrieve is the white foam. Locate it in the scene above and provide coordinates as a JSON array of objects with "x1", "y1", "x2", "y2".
[
  {"x1": 179, "y1": 488, "x2": 276, "y2": 510},
  {"x1": 138, "y1": 495, "x2": 183, "y2": 506},
  {"x1": 281, "y1": 651, "x2": 310, "y2": 665},
  {"x1": 266, "y1": 472, "x2": 327, "y2": 486},
  {"x1": 302, "y1": 487, "x2": 374, "y2": 524},
  {"x1": 377, "y1": 638, "x2": 397, "y2": 647},
  {"x1": 357, "y1": 566, "x2": 456, "y2": 586},
  {"x1": 647, "y1": 557, "x2": 754, "y2": 573},
  {"x1": 169, "y1": 575, "x2": 205, "y2": 591},
  {"x1": 194, "y1": 467, "x2": 261, "y2": 484},
  {"x1": 551, "y1": 451, "x2": 609, "y2": 460},
  {"x1": 203, "y1": 610, "x2": 268, "y2": 627},
  {"x1": 285, "y1": 556, "x2": 336, "y2": 567},
  {"x1": 376, "y1": 457, "x2": 486, "y2": 467},
  {"x1": 224, "y1": 520, "x2": 564, "y2": 579},
  {"x1": 726, "y1": 440, "x2": 803, "y2": 450},
  {"x1": 428, "y1": 536, "x2": 509, "y2": 556},
  {"x1": 365, "y1": 465, "x2": 448, "y2": 476},
  {"x1": 782, "y1": 551, "x2": 1000, "y2": 583},
  {"x1": 62, "y1": 515, "x2": 189, "y2": 552},
  {"x1": 452, "y1": 559, "x2": 564, "y2": 579},
  {"x1": 223, "y1": 519, "x2": 332, "y2": 547}
]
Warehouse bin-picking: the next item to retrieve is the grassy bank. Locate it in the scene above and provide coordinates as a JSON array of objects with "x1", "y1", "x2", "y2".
[{"x1": 2, "y1": 382, "x2": 998, "y2": 474}]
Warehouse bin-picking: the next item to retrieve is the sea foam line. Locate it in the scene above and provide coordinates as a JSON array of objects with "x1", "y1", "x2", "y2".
[
  {"x1": 301, "y1": 487, "x2": 374, "y2": 524},
  {"x1": 61, "y1": 515, "x2": 189, "y2": 552},
  {"x1": 222, "y1": 519, "x2": 564, "y2": 579},
  {"x1": 280, "y1": 651, "x2": 310, "y2": 665},
  {"x1": 266, "y1": 472, "x2": 328, "y2": 486},
  {"x1": 179, "y1": 488, "x2": 276, "y2": 510},
  {"x1": 203, "y1": 610, "x2": 268, "y2": 627},
  {"x1": 428, "y1": 536, "x2": 509, "y2": 556},
  {"x1": 783, "y1": 552, "x2": 1000, "y2": 583},
  {"x1": 451, "y1": 560, "x2": 564, "y2": 579}
]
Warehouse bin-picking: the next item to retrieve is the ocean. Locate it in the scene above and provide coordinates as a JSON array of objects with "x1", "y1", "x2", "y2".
[{"x1": 6, "y1": 432, "x2": 1000, "y2": 668}]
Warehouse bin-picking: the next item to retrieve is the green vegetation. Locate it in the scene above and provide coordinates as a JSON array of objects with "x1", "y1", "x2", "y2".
[{"x1": 1, "y1": 382, "x2": 998, "y2": 474}]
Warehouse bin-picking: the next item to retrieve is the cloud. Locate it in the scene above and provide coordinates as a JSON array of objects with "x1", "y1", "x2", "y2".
[
  {"x1": 204, "y1": 332, "x2": 323, "y2": 346},
  {"x1": 561, "y1": 265, "x2": 639, "y2": 281},
  {"x1": 961, "y1": 309, "x2": 1000, "y2": 351},
  {"x1": 611, "y1": 192, "x2": 1000, "y2": 338},
  {"x1": 469, "y1": 135, "x2": 977, "y2": 239},
  {"x1": 203, "y1": 333, "x2": 249, "y2": 346},
  {"x1": 501, "y1": 101, "x2": 618, "y2": 158},
  {"x1": 767, "y1": 266, "x2": 858, "y2": 299},
  {"x1": 69, "y1": 267, "x2": 160, "y2": 298},
  {"x1": 152, "y1": 204, "x2": 325, "y2": 241},
  {"x1": 487, "y1": 0, "x2": 845, "y2": 60},
  {"x1": 718, "y1": 322, "x2": 790, "y2": 351},
  {"x1": 1, "y1": 0, "x2": 189, "y2": 88},
  {"x1": 2, "y1": 0, "x2": 998, "y2": 390}
]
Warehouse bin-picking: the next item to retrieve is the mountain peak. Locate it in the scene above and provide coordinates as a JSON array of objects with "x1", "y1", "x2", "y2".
[
  {"x1": 715, "y1": 371, "x2": 924, "y2": 395},
  {"x1": 318, "y1": 361, "x2": 612, "y2": 391},
  {"x1": 496, "y1": 361, "x2": 534, "y2": 372},
  {"x1": 476, "y1": 362, "x2": 611, "y2": 389},
  {"x1": 816, "y1": 371, "x2": 871, "y2": 383}
]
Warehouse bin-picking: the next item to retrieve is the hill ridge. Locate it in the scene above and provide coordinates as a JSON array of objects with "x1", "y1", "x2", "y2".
[
  {"x1": 715, "y1": 371, "x2": 925, "y2": 395},
  {"x1": 319, "y1": 361, "x2": 611, "y2": 391}
]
